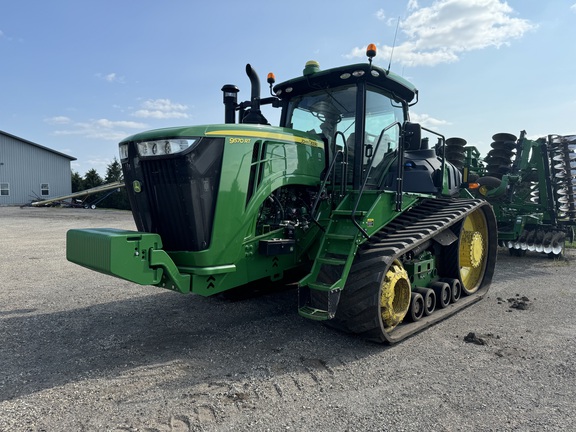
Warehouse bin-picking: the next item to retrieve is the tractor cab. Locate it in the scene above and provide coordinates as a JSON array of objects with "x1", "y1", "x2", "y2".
[
  {"x1": 277, "y1": 71, "x2": 404, "y2": 191},
  {"x1": 273, "y1": 58, "x2": 412, "y2": 192},
  {"x1": 270, "y1": 48, "x2": 461, "y2": 200}
]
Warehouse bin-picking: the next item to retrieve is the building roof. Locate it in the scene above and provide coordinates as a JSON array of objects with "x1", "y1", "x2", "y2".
[{"x1": 0, "y1": 129, "x2": 76, "y2": 161}]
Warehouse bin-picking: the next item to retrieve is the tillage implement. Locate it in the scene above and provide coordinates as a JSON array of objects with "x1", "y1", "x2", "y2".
[
  {"x1": 67, "y1": 45, "x2": 498, "y2": 343},
  {"x1": 454, "y1": 132, "x2": 576, "y2": 258}
]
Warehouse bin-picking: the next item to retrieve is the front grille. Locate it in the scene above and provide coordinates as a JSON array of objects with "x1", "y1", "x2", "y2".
[{"x1": 123, "y1": 137, "x2": 224, "y2": 251}]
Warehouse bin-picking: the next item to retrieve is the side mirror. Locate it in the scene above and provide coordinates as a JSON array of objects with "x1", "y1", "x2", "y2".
[{"x1": 403, "y1": 122, "x2": 422, "y2": 151}]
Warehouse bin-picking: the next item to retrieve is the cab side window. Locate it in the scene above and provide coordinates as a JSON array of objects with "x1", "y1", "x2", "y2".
[{"x1": 364, "y1": 89, "x2": 403, "y2": 186}]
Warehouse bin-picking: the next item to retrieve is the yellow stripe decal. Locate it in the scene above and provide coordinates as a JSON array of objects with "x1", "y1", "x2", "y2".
[{"x1": 205, "y1": 130, "x2": 323, "y2": 148}]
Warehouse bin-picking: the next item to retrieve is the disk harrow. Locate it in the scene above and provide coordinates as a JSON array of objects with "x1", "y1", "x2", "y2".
[
  {"x1": 445, "y1": 137, "x2": 467, "y2": 170},
  {"x1": 462, "y1": 131, "x2": 576, "y2": 258},
  {"x1": 507, "y1": 228, "x2": 566, "y2": 257},
  {"x1": 484, "y1": 133, "x2": 517, "y2": 179},
  {"x1": 333, "y1": 198, "x2": 498, "y2": 343},
  {"x1": 549, "y1": 135, "x2": 576, "y2": 221}
]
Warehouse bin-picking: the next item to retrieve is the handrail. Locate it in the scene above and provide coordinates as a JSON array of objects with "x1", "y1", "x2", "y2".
[
  {"x1": 421, "y1": 126, "x2": 445, "y2": 197},
  {"x1": 310, "y1": 149, "x2": 344, "y2": 232},
  {"x1": 310, "y1": 131, "x2": 348, "y2": 230},
  {"x1": 351, "y1": 122, "x2": 402, "y2": 239}
]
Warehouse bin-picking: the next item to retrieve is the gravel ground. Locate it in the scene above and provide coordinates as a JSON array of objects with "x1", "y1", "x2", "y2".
[{"x1": 1, "y1": 206, "x2": 575, "y2": 432}]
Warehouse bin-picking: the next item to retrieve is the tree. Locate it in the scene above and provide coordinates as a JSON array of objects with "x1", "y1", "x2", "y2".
[
  {"x1": 100, "y1": 158, "x2": 131, "y2": 210},
  {"x1": 71, "y1": 170, "x2": 84, "y2": 192},
  {"x1": 104, "y1": 158, "x2": 123, "y2": 183},
  {"x1": 79, "y1": 168, "x2": 104, "y2": 207},
  {"x1": 70, "y1": 162, "x2": 130, "y2": 210},
  {"x1": 83, "y1": 168, "x2": 104, "y2": 190}
]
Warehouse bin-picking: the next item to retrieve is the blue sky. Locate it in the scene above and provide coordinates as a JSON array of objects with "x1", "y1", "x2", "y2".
[{"x1": 1, "y1": 0, "x2": 575, "y2": 176}]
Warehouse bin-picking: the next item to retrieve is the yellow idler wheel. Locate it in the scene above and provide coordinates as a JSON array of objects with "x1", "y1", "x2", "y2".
[
  {"x1": 458, "y1": 209, "x2": 489, "y2": 295},
  {"x1": 380, "y1": 259, "x2": 411, "y2": 331}
]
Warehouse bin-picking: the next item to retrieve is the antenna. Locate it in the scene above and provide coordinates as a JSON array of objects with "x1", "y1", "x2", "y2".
[{"x1": 387, "y1": 17, "x2": 400, "y2": 73}]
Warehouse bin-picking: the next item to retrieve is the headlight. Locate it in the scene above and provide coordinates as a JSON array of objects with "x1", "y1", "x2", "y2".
[
  {"x1": 136, "y1": 138, "x2": 198, "y2": 157},
  {"x1": 119, "y1": 143, "x2": 129, "y2": 160}
]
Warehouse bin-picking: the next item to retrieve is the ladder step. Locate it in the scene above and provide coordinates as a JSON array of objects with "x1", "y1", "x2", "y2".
[
  {"x1": 298, "y1": 306, "x2": 333, "y2": 321},
  {"x1": 317, "y1": 256, "x2": 347, "y2": 266},
  {"x1": 325, "y1": 233, "x2": 356, "y2": 241},
  {"x1": 308, "y1": 281, "x2": 339, "y2": 292},
  {"x1": 332, "y1": 210, "x2": 367, "y2": 217}
]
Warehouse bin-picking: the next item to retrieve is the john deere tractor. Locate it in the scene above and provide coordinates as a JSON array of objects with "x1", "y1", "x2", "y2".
[{"x1": 67, "y1": 45, "x2": 497, "y2": 343}]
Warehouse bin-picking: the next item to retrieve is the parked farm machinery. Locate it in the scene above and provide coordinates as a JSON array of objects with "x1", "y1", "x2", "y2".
[
  {"x1": 66, "y1": 45, "x2": 498, "y2": 343},
  {"x1": 30, "y1": 181, "x2": 125, "y2": 208},
  {"x1": 450, "y1": 132, "x2": 576, "y2": 257}
]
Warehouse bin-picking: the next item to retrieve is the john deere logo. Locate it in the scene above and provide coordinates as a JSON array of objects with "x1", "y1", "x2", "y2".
[{"x1": 133, "y1": 180, "x2": 142, "y2": 193}]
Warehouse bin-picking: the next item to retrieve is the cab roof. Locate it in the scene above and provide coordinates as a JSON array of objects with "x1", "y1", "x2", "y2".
[{"x1": 273, "y1": 63, "x2": 417, "y2": 104}]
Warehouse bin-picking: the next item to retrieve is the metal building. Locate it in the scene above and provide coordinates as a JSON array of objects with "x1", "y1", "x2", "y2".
[{"x1": 0, "y1": 130, "x2": 76, "y2": 205}]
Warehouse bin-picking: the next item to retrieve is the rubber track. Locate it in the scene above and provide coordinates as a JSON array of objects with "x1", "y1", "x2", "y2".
[{"x1": 333, "y1": 197, "x2": 498, "y2": 343}]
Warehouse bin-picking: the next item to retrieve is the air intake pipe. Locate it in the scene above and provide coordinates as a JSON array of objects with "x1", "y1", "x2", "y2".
[{"x1": 221, "y1": 84, "x2": 239, "y2": 124}]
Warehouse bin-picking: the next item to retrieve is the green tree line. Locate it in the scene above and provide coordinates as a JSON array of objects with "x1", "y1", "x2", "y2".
[{"x1": 71, "y1": 157, "x2": 130, "y2": 210}]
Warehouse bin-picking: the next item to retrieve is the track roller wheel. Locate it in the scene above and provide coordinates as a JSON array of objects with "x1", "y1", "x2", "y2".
[
  {"x1": 430, "y1": 281, "x2": 451, "y2": 308},
  {"x1": 406, "y1": 292, "x2": 425, "y2": 322},
  {"x1": 332, "y1": 258, "x2": 412, "y2": 341},
  {"x1": 440, "y1": 277, "x2": 461, "y2": 303},
  {"x1": 379, "y1": 260, "x2": 412, "y2": 331},
  {"x1": 413, "y1": 287, "x2": 436, "y2": 316},
  {"x1": 442, "y1": 206, "x2": 496, "y2": 296}
]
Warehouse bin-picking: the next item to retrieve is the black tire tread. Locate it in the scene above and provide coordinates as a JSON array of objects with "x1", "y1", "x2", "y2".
[{"x1": 328, "y1": 198, "x2": 497, "y2": 343}]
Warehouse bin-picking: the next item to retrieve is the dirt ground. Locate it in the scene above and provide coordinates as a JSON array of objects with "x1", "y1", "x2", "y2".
[{"x1": 1, "y1": 206, "x2": 575, "y2": 431}]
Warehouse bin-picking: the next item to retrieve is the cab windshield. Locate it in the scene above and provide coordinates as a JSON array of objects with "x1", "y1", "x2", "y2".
[
  {"x1": 285, "y1": 84, "x2": 404, "y2": 187},
  {"x1": 286, "y1": 85, "x2": 356, "y2": 155}
]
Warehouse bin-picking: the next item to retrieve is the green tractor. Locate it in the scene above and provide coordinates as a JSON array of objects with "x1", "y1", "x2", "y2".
[
  {"x1": 67, "y1": 45, "x2": 497, "y2": 343},
  {"x1": 457, "y1": 131, "x2": 576, "y2": 258}
]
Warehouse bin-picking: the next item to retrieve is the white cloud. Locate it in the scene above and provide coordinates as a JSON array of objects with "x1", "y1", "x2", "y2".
[
  {"x1": 95, "y1": 72, "x2": 125, "y2": 83},
  {"x1": 407, "y1": 0, "x2": 419, "y2": 11},
  {"x1": 132, "y1": 98, "x2": 190, "y2": 119},
  {"x1": 349, "y1": 0, "x2": 535, "y2": 67},
  {"x1": 402, "y1": 0, "x2": 533, "y2": 51},
  {"x1": 47, "y1": 99, "x2": 189, "y2": 144},
  {"x1": 44, "y1": 116, "x2": 72, "y2": 125},
  {"x1": 410, "y1": 112, "x2": 451, "y2": 129},
  {"x1": 143, "y1": 99, "x2": 188, "y2": 111},
  {"x1": 375, "y1": 9, "x2": 386, "y2": 21},
  {"x1": 105, "y1": 73, "x2": 118, "y2": 82},
  {"x1": 52, "y1": 118, "x2": 147, "y2": 141},
  {"x1": 93, "y1": 119, "x2": 146, "y2": 129},
  {"x1": 571, "y1": 3, "x2": 576, "y2": 12}
]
